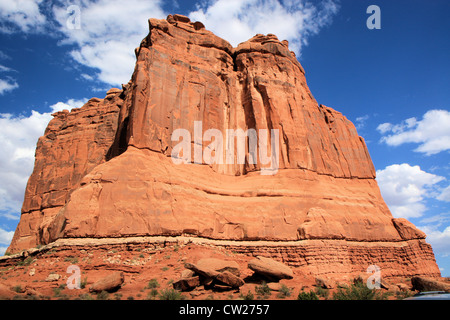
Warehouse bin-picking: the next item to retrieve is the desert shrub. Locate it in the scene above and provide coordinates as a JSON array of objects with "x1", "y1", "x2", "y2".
[
  {"x1": 277, "y1": 284, "x2": 292, "y2": 299},
  {"x1": 297, "y1": 290, "x2": 319, "y2": 300},
  {"x1": 12, "y1": 285, "x2": 23, "y2": 293},
  {"x1": 146, "y1": 278, "x2": 160, "y2": 289},
  {"x1": 16, "y1": 257, "x2": 33, "y2": 267},
  {"x1": 78, "y1": 293, "x2": 94, "y2": 300},
  {"x1": 159, "y1": 288, "x2": 183, "y2": 300},
  {"x1": 314, "y1": 286, "x2": 329, "y2": 299},
  {"x1": 96, "y1": 290, "x2": 110, "y2": 300},
  {"x1": 239, "y1": 290, "x2": 254, "y2": 300},
  {"x1": 80, "y1": 277, "x2": 88, "y2": 289},
  {"x1": 332, "y1": 281, "x2": 388, "y2": 300},
  {"x1": 64, "y1": 256, "x2": 78, "y2": 264},
  {"x1": 255, "y1": 282, "x2": 271, "y2": 299},
  {"x1": 147, "y1": 289, "x2": 159, "y2": 300}
]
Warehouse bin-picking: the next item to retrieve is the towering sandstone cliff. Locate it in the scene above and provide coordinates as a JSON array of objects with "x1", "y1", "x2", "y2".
[{"x1": 8, "y1": 15, "x2": 440, "y2": 278}]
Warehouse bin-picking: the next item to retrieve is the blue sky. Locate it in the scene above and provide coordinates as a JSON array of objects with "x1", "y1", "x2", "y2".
[{"x1": 0, "y1": 0, "x2": 449, "y2": 276}]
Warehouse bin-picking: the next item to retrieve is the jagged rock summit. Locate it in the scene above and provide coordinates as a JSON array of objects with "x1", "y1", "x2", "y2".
[{"x1": 7, "y1": 14, "x2": 440, "y2": 279}]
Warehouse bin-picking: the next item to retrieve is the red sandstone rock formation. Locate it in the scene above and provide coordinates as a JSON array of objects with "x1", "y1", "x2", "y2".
[{"x1": 7, "y1": 14, "x2": 440, "y2": 279}]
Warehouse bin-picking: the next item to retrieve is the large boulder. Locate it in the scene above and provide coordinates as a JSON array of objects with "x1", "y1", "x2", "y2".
[
  {"x1": 173, "y1": 276, "x2": 200, "y2": 291},
  {"x1": 215, "y1": 271, "x2": 245, "y2": 288},
  {"x1": 248, "y1": 256, "x2": 293, "y2": 280},
  {"x1": 411, "y1": 276, "x2": 450, "y2": 292},
  {"x1": 89, "y1": 272, "x2": 124, "y2": 293},
  {"x1": 185, "y1": 258, "x2": 240, "y2": 278}
]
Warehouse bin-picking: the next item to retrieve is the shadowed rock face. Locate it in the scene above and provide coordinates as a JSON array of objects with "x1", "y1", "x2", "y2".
[{"x1": 7, "y1": 15, "x2": 440, "y2": 278}]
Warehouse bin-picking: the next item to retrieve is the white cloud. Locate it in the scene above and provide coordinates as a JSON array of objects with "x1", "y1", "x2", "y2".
[
  {"x1": 355, "y1": 114, "x2": 369, "y2": 130},
  {"x1": 1, "y1": 0, "x2": 339, "y2": 87},
  {"x1": 0, "y1": 99, "x2": 87, "y2": 219},
  {"x1": 189, "y1": 0, "x2": 339, "y2": 55},
  {"x1": 0, "y1": 0, "x2": 47, "y2": 33},
  {"x1": 0, "y1": 78, "x2": 19, "y2": 94},
  {"x1": 437, "y1": 185, "x2": 450, "y2": 202},
  {"x1": 0, "y1": 227, "x2": 14, "y2": 245},
  {"x1": 376, "y1": 163, "x2": 445, "y2": 219},
  {"x1": 52, "y1": 0, "x2": 167, "y2": 86},
  {"x1": 419, "y1": 225, "x2": 450, "y2": 257},
  {"x1": 377, "y1": 109, "x2": 450, "y2": 155},
  {"x1": 0, "y1": 65, "x2": 14, "y2": 72}
]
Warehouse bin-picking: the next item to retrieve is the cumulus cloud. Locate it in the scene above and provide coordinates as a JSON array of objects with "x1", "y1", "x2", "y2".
[
  {"x1": 0, "y1": 99, "x2": 87, "y2": 220},
  {"x1": 377, "y1": 109, "x2": 450, "y2": 155},
  {"x1": 189, "y1": 0, "x2": 339, "y2": 55},
  {"x1": 0, "y1": 0, "x2": 47, "y2": 33},
  {"x1": 437, "y1": 185, "x2": 450, "y2": 202},
  {"x1": 0, "y1": 227, "x2": 14, "y2": 255},
  {"x1": 52, "y1": 0, "x2": 167, "y2": 86},
  {"x1": 376, "y1": 163, "x2": 445, "y2": 219},
  {"x1": 0, "y1": 227, "x2": 14, "y2": 245},
  {"x1": 1, "y1": 0, "x2": 339, "y2": 87},
  {"x1": 419, "y1": 224, "x2": 450, "y2": 257}
]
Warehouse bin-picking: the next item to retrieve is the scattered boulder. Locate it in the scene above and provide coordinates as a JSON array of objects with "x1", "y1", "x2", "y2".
[
  {"x1": 173, "y1": 14, "x2": 191, "y2": 23},
  {"x1": 411, "y1": 276, "x2": 450, "y2": 292},
  {"x1": 215, "y1": 271, "x2": 245, "y2": 289},
  {"x1": 181, "y1": 258, "x2": 244, "y2": 291},
  {"x1": 173, "y1": 276, "x2": 200, "y2": 292},
  {"x1": 196, "y1": 258, "x2": 241, "y2": 277},
  {"x1": 315, "y1": 277, "x2": 334, "y2": 289},
  {"x1": 181, "y1": 269, "x2": 195, "y2": 279},
  {"x1": 267, "y1": 282, "x2": 282, "y2": 291},
  {"x1": 185, "y1": 258, "x2": 240, "y2": 278},
  {"x1": 248, "y1": 256, "x2": 293, "y2": 280},
  {"x1": 45, "y1": 273, "x2": 61, "y2": 282},
  {"x1": 89, "y1": 271, "x2": 124, "y2": 293},
  {"x1": 25, "y1": 286, "x2": 42, "y2": 297},
  {"x1": 106, "y1": 88, "x2": 122, "y2": 96},
  {"x1": 184, "y1": 262, "x2": 219, "y2": 279}
]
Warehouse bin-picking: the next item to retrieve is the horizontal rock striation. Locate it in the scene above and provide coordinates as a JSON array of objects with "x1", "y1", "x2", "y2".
[{"x1": 7, "y1": 14, "x2": 440, "y2": 278}]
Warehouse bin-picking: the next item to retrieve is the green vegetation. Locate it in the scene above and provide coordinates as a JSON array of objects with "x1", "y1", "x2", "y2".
[
  {"x1": 239, "y1": 290, "x2": 254, "y2": 300},
  {"x1": 78, "y1": 293, "x2": 94, "y2": 300},
  {"x1": 158, "y1": 288, "x2": 183, "y2": 300},
  {"x1": 297, "y1": 290, "x2": 319, "y2": 300},
  {"x1": 16, "y1": 257, "x2": 34, "y2": 267},
  {"x1": 277, "y1": 284, "x2": 292, "y2": 299},
  {"x1": 255, "y1": 282, "x2": 271, "y2": 299},
  {"x1": 80, "y1": 277, "x2": 88, "y2": 289},
  {"x1": 147, "y1": 289, "x2": 159, "y2": 300},
  {"x1": 314, "y1": 286, "x2": 329, "y2": 299},
  {"x1": 96, "y1": 290, "x2": 110, "y2": 300},
  {"x1": 64, "y1": 256, "x2": 79, "y2": 264},
  {"x1": 146, "y1": 278, "x2": 160, "y2": 289},
  {"x1": 332, "y1": 280, "x2": 388, "y2": 300},
  {"x1": 12, "y1": 285, "x2": 23, "y2": 293}
]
